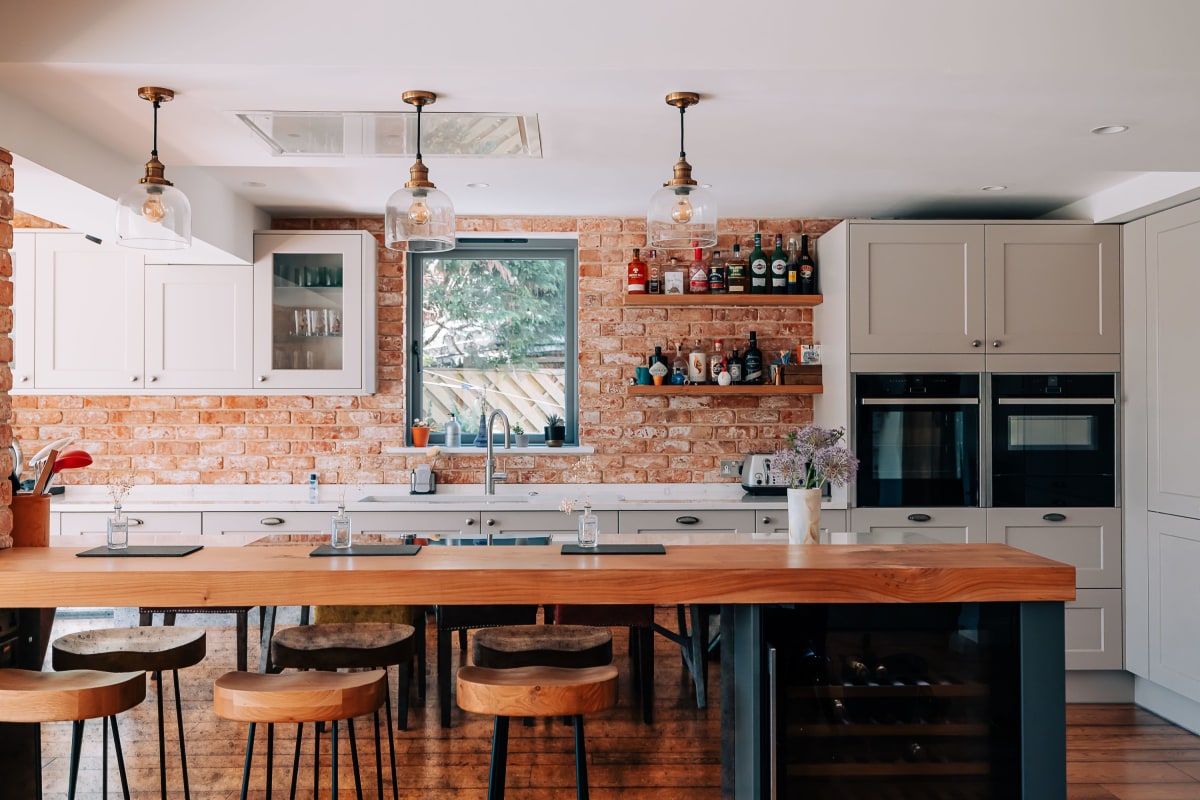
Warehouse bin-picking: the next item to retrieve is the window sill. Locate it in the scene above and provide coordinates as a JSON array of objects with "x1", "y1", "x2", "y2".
[{"x1": 383, "y1": 445, "x2": 595, "y2": 455}]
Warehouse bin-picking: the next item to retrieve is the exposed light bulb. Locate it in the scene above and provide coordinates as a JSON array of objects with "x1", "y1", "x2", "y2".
[
  {"x1": 141, "y1": 193, "x2": 167, "y2": 223},
  {"x1": 408, "y1": 197, "x2": 431, "y2": 225},
  {"x1": 671, "y1": 195, "x2": 694, "y2": 224}
]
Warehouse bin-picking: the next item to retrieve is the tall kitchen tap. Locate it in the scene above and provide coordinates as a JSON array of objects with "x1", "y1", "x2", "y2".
[{"x1": 484, "y1": 408, "x2": 511, "y2": 495}]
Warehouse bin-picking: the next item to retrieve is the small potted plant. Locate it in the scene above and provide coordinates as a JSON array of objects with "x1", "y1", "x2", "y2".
[
  {"x1": 512, "y1": 423, "x2": 529, "y2": 447},
  {"x1": 543, "y1": 413, "x2": 566, "y2": 447},
  {"x1": 411, "y1": 418, "x2": 438, "y2": 448}
]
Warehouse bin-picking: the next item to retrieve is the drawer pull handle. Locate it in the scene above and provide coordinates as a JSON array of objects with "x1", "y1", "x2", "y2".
[
  {"x1": 907, "y1": 513, "x2": 932, "y2": 523},
  {"x1": 1042, "y1": 513, "x2": 1067, "y2": 522},
  {"x1": 128, "y1": 518, "x2": 145, "y2": 526},
  {"x1": 675, "y1": 516, "x2": 700, "y2": 525},
  {"x1": 260, "y1": 517, "x2": 285, "y2": 526}
]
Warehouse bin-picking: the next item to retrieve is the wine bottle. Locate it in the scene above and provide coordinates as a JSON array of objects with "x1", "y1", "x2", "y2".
[
  {"x1": 786, "y1": 238, "x2": 800, "y2": 294},
  {"x1": 798, "y1": 234, "x2": 818, "y2": 294},
  {"x1": 627, "y1": 247, "x2": 647, "y2": 293},
  {"x1": 689, "y1": 246, "x2": 709, "y2": 294},
  {"x1": 748, "y1": 233, "x2": 768, "y2": 294},
  {"x1": 770, "y1": 233, "x2": 787, "y2": 293},
  {"x1": 707, "y1": 250, "x2": 727, "y2": 293},
  {"x1": 726, "y1": 348, "x2": 743, "y2": 384},
  {"x1": 646, "y1": 248, "x2": 661, "y2": 294},
  {"x1": 708, "y1": 339, "x2": 726, "y2": 383},
  {"x1": 743, "y1": 331, "x2": 764, "y2": 384},
  {"x1": 726, "y1": 243, "x2": 748, "y2": 293}
]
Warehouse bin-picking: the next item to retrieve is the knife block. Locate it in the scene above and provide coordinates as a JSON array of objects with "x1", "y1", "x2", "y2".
[{"x1": 10, "y1": 493, "x2": 50, "y2": 547}]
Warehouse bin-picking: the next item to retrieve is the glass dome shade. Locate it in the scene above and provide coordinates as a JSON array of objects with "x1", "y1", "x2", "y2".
[
  {"x1": 385, "y1": 185, "x2": 455, "y2": 252},
  {"x1": 115, "y1": 181, "x2": 192, "y2": 249},
  {"x1": 647, "y1": 183, "x2": 717, "y2": 249}
]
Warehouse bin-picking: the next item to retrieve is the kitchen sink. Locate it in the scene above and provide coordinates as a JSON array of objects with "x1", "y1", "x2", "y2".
[{"x1": 357, "y1": 494, "x2": 530, "y2": 504}]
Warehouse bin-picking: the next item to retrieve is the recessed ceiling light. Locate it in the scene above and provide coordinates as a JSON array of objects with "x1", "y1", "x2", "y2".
[
  {"x1": 243, "y1": 181, "x2": 267, "y2": 188},
  {"x1": 466, "y1": 182, "x2": 490, "y2": 189},
  {"x1": 1091, "y1": 124, "x2": 1129, "y2": 135},
  {"x1": 980, "y1": 185, "x2": 1007, "y2": 192}
]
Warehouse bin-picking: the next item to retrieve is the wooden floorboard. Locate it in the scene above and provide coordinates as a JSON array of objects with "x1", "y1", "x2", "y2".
[{"x1": 33, "y1": 609, "x2": 1200, "y2": 799}]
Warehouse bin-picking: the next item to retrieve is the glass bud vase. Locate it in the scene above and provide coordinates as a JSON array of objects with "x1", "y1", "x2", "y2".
[
  {"x1": 577, "y1": 505, "x2": 599, "y2": 548},
  {"x1": 331, "y1": 505, "x2": 352, "y2": 549},
  {"x1": 107, "y1": 504, "x2": 129, "y2": 550}
]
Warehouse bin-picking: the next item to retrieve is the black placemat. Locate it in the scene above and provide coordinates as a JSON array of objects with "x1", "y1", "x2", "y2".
[
  {"x1": 309, "y1": 544, "x2": 422, "y2": 557},
  {"x1": 561, "y1": 543, "x2": 666, "y2": 555},
  {"x1": 77, "y1": 545, "x2": 204, "y2": 558}
]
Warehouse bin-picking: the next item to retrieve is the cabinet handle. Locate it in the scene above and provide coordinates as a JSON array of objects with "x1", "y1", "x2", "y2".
[
  {"x1": 992, "y1": 340, "x2": 1001, "y2": 348},
  {"x1": 130, "y1": 375, "x2": 139, "y2": 382},
  {"x1": 149, "y1": 376, "x2": 158, "y2": 383},
  {"x1": 465, "y1": 518, "x2": 475, "y2": 526},
  {"x1": 258, "y1": 376, "x2": 267, "y2": 382},
  {"x1": 907, "y1": 513, "x2": 932, "y2": 522},
  {"x1": 971, "y1": 339, "x2": 981, "y2": 348},
  {"x1": 675, "y1": 515, "x2": 700, "y2": 525},
  {"x1": 486, "y1": 518, "x2": 496, "y2": 527},
  {"x1": 761, "y1": 516, "x2": 771, "y2": 525},
  {"x1": 260, "y1": 517, "x2": 285, "y2": 526},
  {"x1": 1042, "y1": 513, "x2": 1067, "y2": 522},
  {"x1": 18, "y1": 375, "x2": 28, "y2": 382},
  {"x1": 128, "y1": 518, "x2": 145, "y2": 526}
]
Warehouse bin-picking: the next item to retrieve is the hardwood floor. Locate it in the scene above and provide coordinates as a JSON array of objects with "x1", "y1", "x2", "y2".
[{"x1": 33, "y1": 608, "x2": 1200, "y2": 799}]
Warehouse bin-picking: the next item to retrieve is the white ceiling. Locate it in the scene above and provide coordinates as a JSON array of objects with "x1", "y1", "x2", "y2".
[{"x1": 3, "y1": 0, "x2": 1200, "y2": 241}]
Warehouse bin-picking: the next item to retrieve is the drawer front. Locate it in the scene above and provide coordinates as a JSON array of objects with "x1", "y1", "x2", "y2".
[
  {"x1": 483, "y1": 510, "x2": 617, "y2": 536},
  {"x1": 849, "y1": 508, "x2": 986, "y2": 544},
  {"x1": 1066, "y1": 588, "x2": 1123, "y2": 670},
  {"x1": 352, "y1": 511, "x2": 482, "y2": 537},
  {"x1": 618, "y1": 509, "x2": 755, "y2": 536},
  {"x1": 752, "y1": 509, "x2": 848, "y2": 542},
  {"x1": 58, "y1": 511, "x2": 203, "y2": 546},
  {"x1": 985, "y1": 508, "x2": 1120, "y2": 589},
  {"x1": 202, "y1": 511, "x2": 328, "y2": 544}
]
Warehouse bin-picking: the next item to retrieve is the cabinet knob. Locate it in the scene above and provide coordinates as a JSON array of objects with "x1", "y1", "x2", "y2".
[
  {"x1": 761, "y1": 516, "x2": 771, "y2": 525},
  {"x1": 1042, "y1": 513, "x2": 1067, "y2": 522},
  {"x1": 970, "y1": 339, "x2": 982, "y2": 348},
  {"x1": 907, "y1": 513, "x2": 932, "y2": 522},
  {"x1": 148, "y1": 376, "x2": 158, "y2": 383},
  {"x1": 18, "y1": 375, "x2": 28, "y2": 383},
  {"x1": 258, "y1": 375, "x2": 268, "y2": 382},
  {"x1": 992, "y1": 340, "x2": 1001, "y2": 348},
  {"x1": 465, "y1": 518, "x2": 475, "y2": 526},
  {"x1": 260, "y1": 517, "x2": 285, "y2": 526},
  {"x1": 130, "y1": 375, "x2": 139, "y2": 382},
  {"x1": 486, "y1": 518, "x2": 496, "y2": 527}
]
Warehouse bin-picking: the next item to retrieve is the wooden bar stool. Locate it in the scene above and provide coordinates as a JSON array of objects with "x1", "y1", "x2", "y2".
[
  {"x1": 457, "y1": 664, "x2": 618, "y2": 800},
  {"x1": 140, "y1": 606, "x2": 253, "y2": 671},
  {"x1": 0, "y1": 668, "x2": 146, "y2": 800},
  {"x1": 213, "y1": 670, "x2": 388, "y2": 800},
  {"x1": 53, "y1": 627, "x2": 206, "y2": 800},
  {"x1": 472, "y1": 624, "x2": 612, "y2": 670}
]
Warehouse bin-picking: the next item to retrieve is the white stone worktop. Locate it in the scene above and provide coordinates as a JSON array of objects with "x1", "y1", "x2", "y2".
[{"x1": 48, "y1": 483, "x2": 844, "y2": 513}]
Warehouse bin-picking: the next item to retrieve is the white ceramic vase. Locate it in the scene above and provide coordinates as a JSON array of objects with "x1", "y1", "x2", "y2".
[{"x1": 787, "y1": 487, "x2": 822, "y2": 545}]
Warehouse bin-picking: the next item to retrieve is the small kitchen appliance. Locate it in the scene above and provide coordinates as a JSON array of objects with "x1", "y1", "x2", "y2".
[{"x1": 742, "y1": 454, "x2": 787, "y2": 495}]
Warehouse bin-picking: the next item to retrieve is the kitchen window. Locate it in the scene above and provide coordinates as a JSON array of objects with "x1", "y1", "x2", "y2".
[{"x1": 406, "y1": 238, "x2": 578, "y2": 446}]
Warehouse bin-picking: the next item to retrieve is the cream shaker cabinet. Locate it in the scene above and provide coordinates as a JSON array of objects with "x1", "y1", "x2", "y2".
[
  {"x1": 848, "y1": 507, "x2": 987, "y2": 544},
  {"x1": 845, "y1": 222, "x2": 1120, "y2": 357}
]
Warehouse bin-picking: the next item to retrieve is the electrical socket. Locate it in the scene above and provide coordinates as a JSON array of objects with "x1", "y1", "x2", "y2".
[{"x1": 719, "y1": 459, "x2": 744, "y2": 478}]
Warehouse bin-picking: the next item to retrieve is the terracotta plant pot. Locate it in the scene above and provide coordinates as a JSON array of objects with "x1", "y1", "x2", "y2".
[{"x1": 411, "y1": 427, "x2": 431, "y2": 448}]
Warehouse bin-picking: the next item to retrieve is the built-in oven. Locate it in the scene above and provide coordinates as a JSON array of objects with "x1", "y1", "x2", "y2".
[
  {"x1": 989, "y1": 373, "x2": 1117, "y2": 507},
  {"x1": 853, "y1": 374, "x2": 980, "y2": 507}
]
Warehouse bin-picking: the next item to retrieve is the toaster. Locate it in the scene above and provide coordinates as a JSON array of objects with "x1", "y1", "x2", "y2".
[{"x1": 741, "y1": 454, "x2": 786, "y2": 495}]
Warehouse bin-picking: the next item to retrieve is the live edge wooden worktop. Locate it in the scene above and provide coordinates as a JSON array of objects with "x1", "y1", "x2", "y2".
[{"x1": 0, "y1": 542, "x2": 1075, "y2": 607}]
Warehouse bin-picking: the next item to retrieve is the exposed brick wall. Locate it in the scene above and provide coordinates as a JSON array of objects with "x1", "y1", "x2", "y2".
[
  {"x1": 12, "y1": 213, "x2": 839, "y2": 489},
  {"x1": 1, "y1": 149, "x2": 15, "y2": 547}
]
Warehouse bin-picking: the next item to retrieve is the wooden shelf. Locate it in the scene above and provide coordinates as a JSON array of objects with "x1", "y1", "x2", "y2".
[
  {"x1": 788, "y1": 722, "x2": 990, "y2": 738},
  {"x1": 627, "y1": 384, "x2": 823, "y2": 396},
  {"x1": 624, "y1": 293, "x2": 822, "y2": 306},
  {"x1": 787, "y1": 761, "x2": 990, "y2": 778}
]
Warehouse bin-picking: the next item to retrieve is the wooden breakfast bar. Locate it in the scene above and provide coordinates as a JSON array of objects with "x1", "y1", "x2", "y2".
[{"x1": 0, "y1": 542, "x2": 1076, "y2": 799}]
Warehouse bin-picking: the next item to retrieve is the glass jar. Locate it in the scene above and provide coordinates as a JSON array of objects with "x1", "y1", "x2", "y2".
[{"x1": 107, "y1": 505, "x2": 129, "y2": 550}]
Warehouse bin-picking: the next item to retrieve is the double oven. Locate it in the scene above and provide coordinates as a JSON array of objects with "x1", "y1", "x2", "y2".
[{"x1": 853, "y1": 371, "x2": 1118, "y2": 512}]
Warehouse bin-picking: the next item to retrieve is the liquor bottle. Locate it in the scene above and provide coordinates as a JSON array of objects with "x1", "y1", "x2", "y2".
[
  {"x1": 708, "y1": 339, "x2": 727, "y2": 383},
  {"x1": 648, "y1": 346, "x2": 670, "y2": 383},
  {"x1": 672, "y1": 342, "x2": 688, "y2": 376},
  {"x1": 689, "y1": 246, "x2": 709, "y2": 294},
  {"x1": 726, "y1": 243, "x2": 748, "y2": 293},
  {"x1": 646, "y1": 248, "x2": 661, "y2": 294},
  {"x1": 665, "y1": 256, "x2": 686, "y2": 295},
  {"x1": 627, "y1": 247, "x2": 647, "y2": 293},
  {"x1": 649, "y1": 345, "x2": 669, "y2": 371},
  {"x1": 770, "y1": 233, "x2": 788, "y2": 293},
  {"x1": 743, "y1": 330, "x2": 764, "y2": 384},
  {"x1": 748, "y1": 233, "x2": 768, "y2": 294},
  {"x1": 707, "y1": 250, "x2": 727, "y2": 293},
  {"x1": 726, "y1": 348, "x2": 744, "y2": 384},
  {"x1": 687, "y1": 339, "x2": 708, "y2": 384},
  {"x1": 786, "y1": 238, "x2": 800, "y2": 295},
  {"x1": 798, "y1": 233, "x2": 818, "y2": 294}
]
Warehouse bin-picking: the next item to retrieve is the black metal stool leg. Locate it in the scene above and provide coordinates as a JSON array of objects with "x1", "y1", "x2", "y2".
[
  {"x1": 240, "y1": 722, "x2": 256, "y2": 800},
  {"x1": 487, "y1": 715, "x2": 509, "y2": 800},
  {"x1": 110, "y1": 715, "x2": 131, "y2": 800},
  {"x1": 331, "y1": 719, "x2": 339, "y2": 800},
  {"x1": 373, "y1": 710, "x2": 384, "y2": 800},
  {"x1": 266, "y1": 722, "x2": 275, "y2": 799},
  {"x1": 289, "y1": 723, "x2": 303, "y2": 800},
  {"x1": 67, "y1": 719, "x2": 83, "y2": 800},
  {"x1": 172, "y1": 668, "x2": 192, "y2": 800},
  {"x1": 396, "y1": 663, "x2": 410, "y2": 731},
  {"x1": 438, "y1": 626, "x2": 453, "y2": 727},
  {"x1": 102, "y1": 715, "x2": 109, "y2": 800},
  {"x1": 155, "y1": 670, "x2": 168, "y2": 800},
  {"x1": 573, "y1": 715, "x2": 589, "y2": 800},
  {"x1": 347, "y1": 717, "x2": 363, "y2": 800},
  {"x1": 384, "y1": 689, "x2": 398, "y2": 800},
  {"x1": 312, "y1": 719, "x2": 319, "y2": 798}
]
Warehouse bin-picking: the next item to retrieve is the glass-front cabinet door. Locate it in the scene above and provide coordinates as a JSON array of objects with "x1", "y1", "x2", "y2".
[{"x1": 253, "y1": 231, "x2": 377, "y2": 392}]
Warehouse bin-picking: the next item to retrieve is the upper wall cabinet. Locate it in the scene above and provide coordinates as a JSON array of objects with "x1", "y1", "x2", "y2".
[
  {"x1": 848, "y1": 223, "x2": 1120, "y2": 357},
  {"x1": 252, "y1": 231, "x2": 377, "y2": 393}
]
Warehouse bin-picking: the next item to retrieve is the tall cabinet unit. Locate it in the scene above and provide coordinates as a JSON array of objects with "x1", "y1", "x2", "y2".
[{"x1": 252, "y1": 231, "x2": 376, "y2": 392}]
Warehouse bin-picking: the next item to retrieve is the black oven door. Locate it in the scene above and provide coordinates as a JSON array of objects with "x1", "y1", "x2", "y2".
[
  {"x1": 990, "y1": 374, "x2": 1116, "y2": 507},
  {"x1": 854, "y1": 374, "x2": 980, "y2": 508}
]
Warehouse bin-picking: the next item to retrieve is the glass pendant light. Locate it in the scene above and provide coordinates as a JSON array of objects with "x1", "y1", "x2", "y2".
[
  {"x1": 647, "y1": 92, "x2": 717, "y2": 250},
  {"x1": 116, "y1": 87, "x2": 192, "y2": 249},
  {"x1": 385, "y1": 91, "x2": 455, "y2": 253}
]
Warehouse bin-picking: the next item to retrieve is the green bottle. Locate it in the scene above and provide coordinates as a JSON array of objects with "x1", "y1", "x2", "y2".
[
  {"x1": 749, "y1": 233, "x2": 768, "y2": 294},
  {"x1": 770, "y1": 234, "x2": 788, "y2": 293}
]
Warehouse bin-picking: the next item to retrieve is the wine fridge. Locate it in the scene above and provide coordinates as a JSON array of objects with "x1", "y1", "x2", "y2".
[{"x1": 765, "y1": 603, "x2": 1021, "y2": 799}]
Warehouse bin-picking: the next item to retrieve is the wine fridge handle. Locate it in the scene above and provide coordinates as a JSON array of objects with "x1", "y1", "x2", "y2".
[{"x1": 768, "y1": 645, "x2": 777, "y2": 800}]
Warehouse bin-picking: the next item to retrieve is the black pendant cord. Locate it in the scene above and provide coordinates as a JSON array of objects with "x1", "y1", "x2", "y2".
[
  {"x1": 678, "y1": 105, "x2": 687, "y2": 161},
  {"x1": 151, "y1": 99, "x2": 160, "y2": 158},
  {"x1": 415, "y1": 104, "x2": 423, "y2": 161}
]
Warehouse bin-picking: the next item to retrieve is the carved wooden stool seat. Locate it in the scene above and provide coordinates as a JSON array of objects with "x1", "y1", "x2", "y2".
[
  {"x1": 213, "y1": 670, "x2": 389, "y2": 800},
  {"x1": 457, "y1": 664, "x2": 619, "y2": 800},
  {"x1": 53, "y1": 626, "x2": 206, "y2": 800},
  {"x1": 0, "y1": 668, "x2": 146, "y2": 800},
  {"x1": 140, "y1": 605, "x2": 252, "y2": 671},
  {"x1": 472, "y1": 624, "x2": 613, "y2": 670}
]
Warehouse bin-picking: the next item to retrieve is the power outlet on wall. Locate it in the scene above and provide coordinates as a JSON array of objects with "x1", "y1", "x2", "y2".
[{"x1": 719, "y1": 459, "x2": 744, "y2": 478}]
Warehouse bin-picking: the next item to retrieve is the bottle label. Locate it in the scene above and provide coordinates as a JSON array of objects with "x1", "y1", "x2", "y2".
[
  {"x1": 771, "y1": 259, "x2": 787, "y2": 276},
  {"x1": 688, "y1": 354, "x2": 707, "y2": 383},
  {"x1": 751, "y1": 259, "x2": 767, "y2": 275},
  {"x1": 729, "y1": 363, "x2": 743, "y2": 382},
  {"x1": 649, "y1": 361, "x2": 669, "y2": 378},
  {"x1": 801, "y1": 265, "x2": 814, "y2": 279}
]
